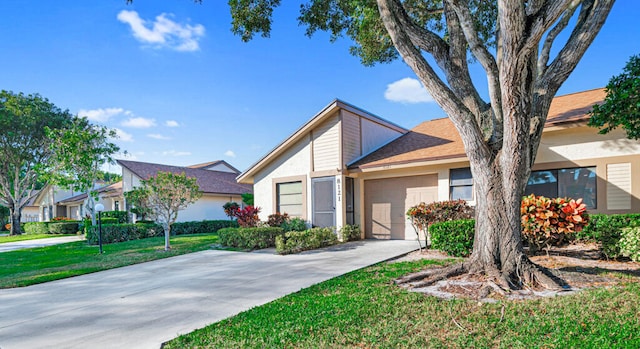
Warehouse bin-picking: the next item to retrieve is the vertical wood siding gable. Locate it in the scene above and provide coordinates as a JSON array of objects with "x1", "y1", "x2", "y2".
[
  {"x1": 313, "y1": 113, "x2": 340, "y2": 171},
  {"x1": 342, "y1": 110, "x2": 362, "y2": 165}
]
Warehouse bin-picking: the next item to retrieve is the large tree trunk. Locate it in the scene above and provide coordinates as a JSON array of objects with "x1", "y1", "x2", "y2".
[
  {"x1": 9, "y1": 205, "x2": 22, "y2": 236},
  {"x1": 163, "y1": 223, "x2": 171, "y2": 251}
]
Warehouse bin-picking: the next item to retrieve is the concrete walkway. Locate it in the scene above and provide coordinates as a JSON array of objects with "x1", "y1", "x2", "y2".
[
  {"x1": 0, "y1": 240, "x2": 417, "y2": 349},
  {"x1": 0, "y1": 235, "x2": 85, "y2": 253}
]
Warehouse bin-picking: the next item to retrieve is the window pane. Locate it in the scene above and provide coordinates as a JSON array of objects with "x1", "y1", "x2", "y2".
[
  {"x1": 450, "y1": 168, "x2": 473, "y2": 186},
  {"x1": 525, "y1": 170, "x2": 558, "y2": 198},
  {"x1": 277, "y1": 181, "x2": 303, "y2": 217},
  {"x1": 451, "y1": 186, "x2": 473, "y2": 201},
  {"x1": 559, "y1": 167, "x2": 597, "y2": 209}
]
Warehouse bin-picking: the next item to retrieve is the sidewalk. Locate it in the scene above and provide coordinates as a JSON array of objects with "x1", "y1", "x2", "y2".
[{"x1": 0, "y1": 239, "x2": 417, "y2": 349}]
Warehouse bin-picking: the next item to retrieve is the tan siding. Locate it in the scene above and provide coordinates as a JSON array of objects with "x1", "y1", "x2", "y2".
[
  {"x1": 361, "y1": 118, "x2": 402, "y2": 155},
  {"x1": 313, "y1": 113, "x2": 340, "y2": 171},
  {"x1": 342, "y1": 110, "x2": 362, "y2": 165},
  {"x1": 607, "y1": 163, "x2": 632, "y2": 210}
]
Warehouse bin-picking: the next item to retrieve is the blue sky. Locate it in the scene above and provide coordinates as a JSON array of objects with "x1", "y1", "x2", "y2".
[{"x1": 1, "y1": 1, "x2": 639, "y2": 173}]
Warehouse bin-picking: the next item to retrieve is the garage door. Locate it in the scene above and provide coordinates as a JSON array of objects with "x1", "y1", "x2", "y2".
[{"x1": 364, "y1": 175, "x2": 438, "y2": 240}]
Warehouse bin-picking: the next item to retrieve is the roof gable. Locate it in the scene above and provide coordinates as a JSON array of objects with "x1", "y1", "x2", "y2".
[
  {"x1": 118, "y1": 160, "x2": 251, "y2": 195},
  {"x1": 237, "y1": 99, "x2": 407, "y2": 183}
]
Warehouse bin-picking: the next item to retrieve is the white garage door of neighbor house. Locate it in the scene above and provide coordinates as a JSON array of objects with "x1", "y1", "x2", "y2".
[{"x1": 364, "y1": 175, "x2": 438, "y2": 240}]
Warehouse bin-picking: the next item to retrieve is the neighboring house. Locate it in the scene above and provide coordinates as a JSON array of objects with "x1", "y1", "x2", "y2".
[
  {"x1": 55, "y1": 182, "x2": 124, "y2": 220},
  {"x1": 117, "y1": 159, "x2": 252, "y2": 222},
  {"x1": 238, "y1": 88, "x2": 640, "y2": 240},
  {"x1": 32, "y1": 182, "x2": 122, "y2": 221}
]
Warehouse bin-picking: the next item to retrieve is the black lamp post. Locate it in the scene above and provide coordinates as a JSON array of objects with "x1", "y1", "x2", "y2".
[{"x1": 95, "y1": 203, "x2": 105, "y2": 254}]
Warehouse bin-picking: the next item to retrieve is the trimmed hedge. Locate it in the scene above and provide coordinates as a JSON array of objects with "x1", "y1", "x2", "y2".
[
  {"x1": 430, "y1": 219, "x2": 475, "y2": 257},
  {"x1": 276, "y1": 227, "x2": 338, "y2": 255},
  {"x1": 48, "y1": 221, "x2": 80, "y2": 234},
  {"x1": 86, "y1": 223, "x2": 163, "y2": 245},
  {"x1": 218, "y1": 227, "x2": 285, "y2": 250},
  {"x1": 101, "y1": 211, "x2": 129, "y2": 224},
  {"x1": 23, "y1": 222, "x2": 50, "y2": 235},
  {"x1": 170, "y1": 220, "x2": 239, "y2": 235},
  {"x1": 338, "y1": 225, "x2": 361, "y2": 242},
  {"x1": 576, "y1": 213, "x2": 640, "y2": 259}
]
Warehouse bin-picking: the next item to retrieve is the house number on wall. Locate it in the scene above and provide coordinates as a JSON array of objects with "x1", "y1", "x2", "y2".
[{"x1": 336, "y1": 178, "x2": 341, "y2": 202}]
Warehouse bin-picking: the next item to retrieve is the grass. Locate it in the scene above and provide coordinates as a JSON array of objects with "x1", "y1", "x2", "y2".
[
  {"x1": 0, "y1": 233, "x2": 220, "y2": 288},
  {"x1": 0, "y1": 233, "x2": 76, "y2": 244},
  {"x1": 165, "y1": 259, "x2": 640, "y2": 349}
]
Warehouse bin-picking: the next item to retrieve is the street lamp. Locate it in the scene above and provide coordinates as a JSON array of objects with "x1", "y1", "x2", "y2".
[{"x1": 95, "y1": 203, "x2": 105, "y2": 254}]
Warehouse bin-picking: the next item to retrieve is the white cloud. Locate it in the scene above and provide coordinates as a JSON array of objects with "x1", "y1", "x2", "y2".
[
  {"x1": 113, "y1": 128, "x2": 134, "y2": 142},
  {"x1": 224, "y1": 150, "x2": 236, "y2": 158},
  {"x1": 162, "y1": 150, "x2": 191, "y2": 157},
  {"x1": 121, "y1": 117, "x2": 156, "y2": 128},
  {"x1": 78, "y1": 107, "x2": 131, "y2": 123},
  {"x1": 148, "y1": 133, "x2": 171, "y2": 140},
  {"x1": 117, "y1": 10, "x2": 205, "y2": 52},
  {"x1": 384, "y1": 78, "x2": 434, "y2": 104},
  {"x1": 165, "y1": 120, "x2": 179, "y2": 127}
]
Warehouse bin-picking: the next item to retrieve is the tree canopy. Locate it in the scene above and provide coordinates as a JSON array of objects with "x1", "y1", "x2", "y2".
[
  {"x1": 0, "y1": 90, "x2": 75, "y2": 234},
  {"x1": 46, "y1": 116, "x2": 121, "y2": 224},
  {"x1": 142, "y1": 172, "x2": 202, "y2": 250},
  {"x1": 589, "y1": 54, "x2": 640, "y2": 140}
]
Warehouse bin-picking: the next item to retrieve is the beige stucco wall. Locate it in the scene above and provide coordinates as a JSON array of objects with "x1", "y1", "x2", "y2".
[
  {"x1": 253, "y1": 135, "x2": 313, "y2": 220},
  {"x1": 536, "y1": 127, "x2": 640, "y2": 163},
  {"x1": 176, "y1": 194, "x2": 243, "y2": 222}
]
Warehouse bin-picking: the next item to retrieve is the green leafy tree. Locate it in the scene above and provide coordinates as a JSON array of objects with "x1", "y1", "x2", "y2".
[
  {"x1": 96, "y1": 171, "x2": 123, "y2": 184},
  {"x1": 124, "y1": 186, "x2": 153, "y2": 221},
  {"x1": 142, "y1": 172, "x2": 202, "y2": 250},
  {"x1": 0, "y1": 91, "x2": 74, "y2": 235},
  {"x1": 0, "y1": 205, "x2": 9, "y2": 230},
  {"x1": 589, "y1": 54, "x2": 640, "y2": 139},
  {"x1": 241, "y1": 193, "x2": 254, "y2": 206},
  {"x1": 46, "y1": 117, "x2": 121, "y2": 225}
]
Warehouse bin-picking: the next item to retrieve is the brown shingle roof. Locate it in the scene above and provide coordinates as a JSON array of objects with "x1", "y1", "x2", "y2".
[
  {"x1": 117, "y1": 160, "x2": 252, "y2": 195},
  {"x1": 350, "y1": 88, "x2": 605, "y2": 170}
]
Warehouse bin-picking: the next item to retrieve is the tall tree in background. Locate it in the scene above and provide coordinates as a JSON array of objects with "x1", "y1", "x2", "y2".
[
  {"x1": 46, "y1": 117, "x2": 121, "y2": 225},
  {"x1": 0, "y1": 91, "x2": 74, "y2": 235},
  {"x1": 589, "y1": 54, "x2": 640, "y2": 140},
  {"x1": 142, "y1": 172, "x2": 202, "y2": 251},
  {"x1": 225, "y1": 0, "x2": 615, "y2": 290}
]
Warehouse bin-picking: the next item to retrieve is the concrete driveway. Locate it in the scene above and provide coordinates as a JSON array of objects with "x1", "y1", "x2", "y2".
[
  {"x1": 0, "y1": 240, "x2": 417, "y2": 349},
  {"x1": 0, "y1": 235, "x2": 85, "y2": 253}
]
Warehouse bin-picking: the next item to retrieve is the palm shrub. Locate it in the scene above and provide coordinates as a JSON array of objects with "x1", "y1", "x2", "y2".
[{"x1": 520, "y1": 195, "x2": 589, "y2": 253}]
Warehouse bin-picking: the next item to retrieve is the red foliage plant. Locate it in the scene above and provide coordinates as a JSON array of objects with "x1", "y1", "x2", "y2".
[
  {"x1": 234, "y1": 206, "x2": 261, "y2": 228},
  {"x1": 521, "y1": 194, "x2": 589, "y2": 252}
]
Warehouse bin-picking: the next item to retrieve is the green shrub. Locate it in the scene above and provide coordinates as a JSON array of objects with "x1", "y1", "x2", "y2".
[
  {"x1": 48, "y1": 221, "x2": 80, "y2": 234},
  {"x1": 101, "y1": 211, "x2": 129, "y2": 223},
  {"x1": 23, "y1": 222, "x2": 50, "y2": 235},
  {"x1": 577, "y1": 213, "x2": 640, "y2": 259},
  {"x1": 619, "y1": 227, "x2": 640, "y2": 262},
  {"x1": 86, "y1": 223, "x2": 163, "y2": 245},
  {"x1": 276, "y1": 227, "x2": 338, "y2": 255},
  {"x1": 281, "y1": 217, "x2": 308, "y2": 232},
  {"x1": 429, "y1": 219, "x2": 475, "y2": 257},
  {"x1": 407, "y1": 199, "x2": 474, "y2": 247},
  {"x1": 338, "y1": 225, "x2": 361, "y2": 242},
  {"x1": 218, "y1": 227, "x2": 285, "y2": 250},
  {"x1": 170, "y1": 220, "x2": 239, "y2": 235}
]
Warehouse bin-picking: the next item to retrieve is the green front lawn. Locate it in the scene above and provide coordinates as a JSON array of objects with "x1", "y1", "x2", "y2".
[
  {"x1": 0, "y1": 233, "x2": 76, "y2": 244},
  {"x1": 0, "y1": 233, "x2": 220, "y2": 288},
  {"x1": 166, "y1": 259, "x2": 640, "y2": 349}
]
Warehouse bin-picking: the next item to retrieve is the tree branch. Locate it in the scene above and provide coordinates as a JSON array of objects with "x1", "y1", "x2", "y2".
[{"x1": 536, "y1": 0, "x2": 579, "y2": 75}]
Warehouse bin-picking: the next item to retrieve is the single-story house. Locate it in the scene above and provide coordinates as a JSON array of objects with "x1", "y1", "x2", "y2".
[
  {"x1": 33, "y1": 182, "x2": 123, "y2": 221},
  {"x1": 118, "y1": 159, "x2": 252, "y2": 222},
  {"x1": 237, "y1": 88, "x2": 640, "y2": 240}
]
